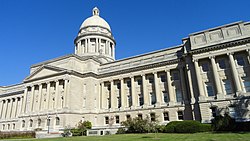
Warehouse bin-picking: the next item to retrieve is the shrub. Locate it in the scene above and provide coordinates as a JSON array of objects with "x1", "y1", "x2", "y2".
[
  {"x1": 0, "y1": 131, "x2": 35, "y2": 139},
  {"x1": 211, "y1": 114, "x2": 235, "y2": 131},
  {"x1": 164, "y1": 121, "x2": 211, "y2": 133},
  {"x1": 121, "y1": 117, "x2": 157, "y2": 133},
  {"x1": 116, "y1": 127, "x2": 126, "y2": 134}
]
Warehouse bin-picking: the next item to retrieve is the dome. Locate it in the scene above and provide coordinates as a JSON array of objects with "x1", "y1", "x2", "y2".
[{"x1": 80, "y1": 7, "x2": 111, "y2": 31}]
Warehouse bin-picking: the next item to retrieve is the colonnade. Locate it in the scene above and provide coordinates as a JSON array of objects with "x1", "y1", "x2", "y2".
[
  {"x1": 100, "y1": 68, "x2": 188, "y2": 110},
  {"x1": 21, "y1": 79, "x2": 69, "y2": 114},
  {"x1": 76, "y1": 37, "x2": 114, "y2": 57},
  {"x1": 0, "y1": 97, "x2": 22, "y2": 120},
  {"x1": 194, "y1": 49, "x2": 250, "y2": 99}
]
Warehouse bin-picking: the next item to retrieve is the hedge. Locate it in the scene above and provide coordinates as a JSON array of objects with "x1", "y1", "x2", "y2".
[
  {"x1": 0, "y1": 131, "x2": 35, "y2": 139},
  {"x1": 164, "y1": 121, "x2": 211, "y2": 133}
]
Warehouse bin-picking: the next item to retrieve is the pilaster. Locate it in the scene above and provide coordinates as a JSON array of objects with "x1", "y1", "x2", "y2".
[
  {"x1": 130, "y1": 76, "x2": 137, "y2": 108},
  {"x1": 154, "y1": 72, "x2": 162, "y2": 106},
  {"x1": 193, "y1": 59, "x2": 206, "y2": 100},
  {"x1": 166, "y1": 70, "x2": 175, "y2": 106},
  {"x1": 142, "y1": 74, "x2": 149, "y2": 107}
]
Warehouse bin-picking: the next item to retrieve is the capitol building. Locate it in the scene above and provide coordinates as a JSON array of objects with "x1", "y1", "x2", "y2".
[{"x1": 0, "y1": 7, "x2": 250, "y2": 134}]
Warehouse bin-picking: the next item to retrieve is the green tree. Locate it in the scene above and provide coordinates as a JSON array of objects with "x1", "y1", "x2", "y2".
[{"x1": 77, "y1": 121, "x2": 92, "y2": 136}]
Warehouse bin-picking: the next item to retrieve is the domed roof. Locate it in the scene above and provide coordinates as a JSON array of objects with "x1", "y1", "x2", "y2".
[{"x1": 80, "y1": 7, "x2": 111, "y2": 31}]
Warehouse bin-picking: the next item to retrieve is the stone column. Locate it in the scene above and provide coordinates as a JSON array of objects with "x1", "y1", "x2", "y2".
[
  {"x1": 193, "y1": 60, "x2": 205, "y2": 100},
  {"x1": 18, "y1": 97, "x2": 23, "y2": 116},
  {"x1": 30, "y1": 86, "x2": 35, "y2": 112},
  {"x1": 1, "y1": 100, "x2": 7, "y2": 119},
  {"x1": 106, "y1": 41, "x2": 108, "y2": 55},
  {"x1": 95, "y1": 38, "x2": 98, "y2": 53},
  {"x1": 14, "y1": 97, "x2": 19, "y2": 118},
  {"x1": 63, "y1": 79, "x2": 69, "y2": 108},
  {"x1": 5, "y1": 99, "x2": 10, "y2": 119},
  {"x1": 98, "y1": 39, "x2": 101, "y2": 53},
  {"x1": 100, "y1": 82, "x2": 106, "y2": 109},
  {"x1": 85, "y1": 39, "x2": 87, "y2": 53},
  {"x1": 7, "y1": 98, "x2": 13, "y2": 119},
  {"x1": 46, "y1": 82, "x2": 51, "y2": 110},
  {"x1": 130, "y1": 76, "x2": 137, "y2": 108},
  {"x1": 228, "y1": 53, "x2": 242, "y2": 94},
  {"x1": 154, "y1": 72, "x2": 162, "y2": 105},
  {"x1": 120, "y1": 78, "x2": 126, "y2": 109},
  {"x1": 10, "y1": 98, "x2": 18, "y2": 118},
  {"x1": 210, "y1": 56, "x2": 223, "y2": 98},
  {"x1": 110, "y1": 81, "x2": 115, "y2": 109},
  {"x1": 113, "y1": 46, "x2": 115, "y2": 59},
  {"x1": 55, "y1": 80, "x2": 59, "y2": 109},
  {"x1": 142, "y1": 74, "x2": 149, "y2": 107},
  {"x1": 247, "y1": 49, "x2": 250, "y2": 64},
  {"x1": 78, "y1": 42, "x2": 81, "y2": 55},
  {"x1": 179, "y1": 67, "x2": 188, "y2": 103},
  {"x1": 21, "y1": 88, "x2": 28, "y2": 113},
  {"x1": 166, "y1": 70, "x2": 176, "y2": 106},
  {"x1": 88, "y1": 38, "x2": 91, "y2": 53},
  {"x1": 0, "y1": 100, "x2": 3, "y2": 119},
  {"x1": 37, "y1": 84, "x2": 42, "y2": 111}
]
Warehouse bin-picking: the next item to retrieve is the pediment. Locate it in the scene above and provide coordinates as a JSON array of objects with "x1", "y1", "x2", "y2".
[{"x1": 24, "y1": 65, "x2": 67, "y2": 81}]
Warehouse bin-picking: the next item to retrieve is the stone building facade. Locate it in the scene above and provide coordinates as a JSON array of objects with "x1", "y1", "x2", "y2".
[{"x1": 0, "y1": 7, "x2": 250, "y2": 133}]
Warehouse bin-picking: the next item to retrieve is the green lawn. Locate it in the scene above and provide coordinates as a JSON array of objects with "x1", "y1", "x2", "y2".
[{"x1": 6, "y1": 133, "x2": 250, "y2": 141}]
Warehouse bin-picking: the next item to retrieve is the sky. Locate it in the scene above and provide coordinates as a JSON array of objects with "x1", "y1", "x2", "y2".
[{"x1": 0, "y1": 0, "x2": 250, "y2": 86}]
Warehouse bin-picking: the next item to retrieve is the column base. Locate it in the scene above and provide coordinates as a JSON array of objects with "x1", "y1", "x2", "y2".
[
  {"x1": 199, "y1": 96, "x2": 206, "y2": 101},
  {"x1": 168, "y1": 101, "x2": 175, "y2": 106}
]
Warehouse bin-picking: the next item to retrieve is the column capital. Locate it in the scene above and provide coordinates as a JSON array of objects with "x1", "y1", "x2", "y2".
[
  {"x1": 119, "y1": 78, "x2": 123, "y2": 81},
  {"x1": 209, "y1": 56, "x2": 215, "y2": 59},
  {"x1": 192, "y1": 59, "x2": 199, "y2": 62},
  {"x1": 140, "y1": 74, "x2": 146, "y2": 77},
  {"x1": 46, "y1": 82, "x2": 50, "y2": 84},
  {"x1": 227, "y1": 52, "x2": 234, "y2": 56},
  {"x1": 165, "y1": 69, "x2": 170, "y2": 72}
]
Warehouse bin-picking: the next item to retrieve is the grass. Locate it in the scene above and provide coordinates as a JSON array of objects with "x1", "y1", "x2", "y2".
[{"x1": 5, "y1": 133, "x2": 250, "y2": 141}]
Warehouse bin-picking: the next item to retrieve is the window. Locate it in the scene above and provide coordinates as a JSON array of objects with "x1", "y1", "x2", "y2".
[
  {"x1": 137, "y1": 79, "x2": 142, "y2": 85},
  {"x1": 150, "y1": 113, "x2": 156, "y2": 122},
  {"x1": 105, "y1": 117, "x2": 109, "y2": 124},
  {"x1": 206, "y1": 83, "x2": 214, "y2": 96},
  {"x1": 38, "y1": 119, "x2": 41, "y2": 127},
  {"x1": 56, "y1": 117, "x2": 60, "y2": 125},
  {"x1": 138, "y1": 114, "x2": 142, "y2": 119},
  {"x1": 47, "y1": 119, "x2": 50, "y2": 126},
  {"x1": 139, "y1": 94, "x2": 144, "y2": 106},
  {"x1": 218, "y1": 59, "x2": 227, "y2": 69},
  {"x1": 173, "y1": 72, "x2": 179, "y2": 80},
  {"x1": 223, "y1": 79, "x2": 233, "y2": 95},
  {"x1": 201, "y1": 63, "x2": 209, "y2": 72},
  {"x1": 22, "y1": 120, "x2": 25, "y2": 128},
  {"x1": 7, "y1": 124, "x2": 10, "y2": 130},
  {"x1": 150, "y1": 92, "x2": 156, "y2": 105},
  {"x1": 162, "y1": 91, "x2": 169, "y2": 103},
  {"x1": 243, "y1": 77, "x2": 250, "y2": 92},
  {"x1": 108, "y1": 98, "x2": 111, "y2": 109},
  {"x1": 117, "y1": 83, "x2": 121, "y2": 89},
  {"x1": 115, "y1": 116, "x2": 119, "y2": 124},
  {"x1": 13, "y1": 123, "x2": 15, "y2": 129},
  {"x1": 228, "y1": 106, "x2": 236, "y2": 118},
  {"x1": 2, "y1": 124, "x2": 5, "y2": 130},
  {"x1": 177, "y1": 111, "x2": 184, "y2": 120},
  {"x1": 29, "y1": 119, "x2": 33, "y2": 127},
  {"x1": 211, "y1": 107, "x2": 217, "y2": 117},
  {"x1": 236, "y1": 56, "x2": 245, "y2": 66},
  {"x1": 163, "y1": 112, "x2": 169, "y2": 121},
  {"x1": 128, "y1": 95, "x2": 132, "y2": 107},
  {"x1": 149, "y1": 77, "x2": 154, "y2": 83},
  {"x1": 127, "y1": 81, "x2": 131, "y2": 87},
  {"x1": 175, "y1": 88, "x2": 182, "y2": 102},
  {"x1": 160, "y1": 75, "x2": 166, "y2": 82},
  {"x1": 117, "y1": 97, "x2": 121, "y2": 108},
  {"x1": 126, "y1": 115, "x2": 131, "y2": 120}
]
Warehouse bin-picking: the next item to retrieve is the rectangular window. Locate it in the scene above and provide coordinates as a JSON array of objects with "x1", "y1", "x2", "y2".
[
  {"x1": 218, "y1": 59, "x2": 227, "y2": 69},
  {"x1": 139, "y1": 94, "x2": 144, "y2": 106},
  {"x1": 177, "y1": 111, "x2": 184, "y2": 120},
  {"x1": 206, "y1": 83, "x2": 214, "y2": 96},
  {"x1": 128, "y1": 95, "x2": 132, "y2": 107},
  {"x1": 223, "y1": 79, "x2": 233, "y2": 95},
  {"x1": 150, "y1": 113, "x2": 156, "y2": 122},
  {"x1": 163, "y1": 112, "x2": 169, "y2": 121},
  {"x1": 150, "y1": 92, "x2": 156, "y2": 105},
  {"x1": 137, "y1": 79, "x2": 142, "y2": 85},
  {"x1": 236, "y1": 56, "x2": 245, "y2": 66},
  {"x1": 117, "y1": 97, "x2": 121, "y2": 108},
  {"x1": 201, "y1": 63, "x2": 209, "y2": 72},
  {"x1": 126, "y1": 115, "x2": 131, "y2": 120},
  {"x1": 149, "y1": 77, "x2": 154, "y2": 83},
  {"x1": 160, "y1": 75, "x2": 166, "y2": 82},
  {"x1": 105, "y1": 117, "x2": 109, "y2": 124},
  {"x1": 173, "y1": 72, "x2": 179, "y2": 80},
  {"x1": 162, "y1": 91, "x2": 169, "y2": 103},
  {"x1": 175, "y1": 88, "x2": 182, "y2": 102},
  {"x1": 115, "y1": 116, "x2": 119, "y2": 124},
  {"x1": 138, "y1": 114, "x2": 142, "y2": 119},
  {"x1": 127, "y1": 81, "x2": 131, "y2": 87}
]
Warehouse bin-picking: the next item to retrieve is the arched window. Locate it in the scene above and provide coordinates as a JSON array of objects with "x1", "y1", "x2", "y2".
[
  {"x1": 38, "y1": 119, "x2": 41, "y2": 127},
  {"x1": 13, "y1": 123, "x2": 15, "y2": 129},
  {"x1": 56, "y1": 117, "x2": 60, "y2": 125},
  {"x1": 22, "y1": 120, "x2": 25, "y2": 128},
  {"x1": 29, "y1": 119, "x2": 33, "y2": 127}
]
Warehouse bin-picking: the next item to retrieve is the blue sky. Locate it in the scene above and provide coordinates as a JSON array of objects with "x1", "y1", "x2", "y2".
[{"x1": 0, "y1": 0, "x2": 249, "y2": 86}]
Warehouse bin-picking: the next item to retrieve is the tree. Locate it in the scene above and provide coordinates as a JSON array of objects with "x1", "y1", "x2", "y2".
[{"x1": 77, "y1": 121, "x2": 92, "y2": 136}]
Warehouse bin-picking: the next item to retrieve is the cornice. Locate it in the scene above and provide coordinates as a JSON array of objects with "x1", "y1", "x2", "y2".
[{"x1": 188, "y1": 37, "x2": 250, "y2": 55}]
